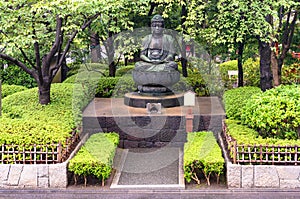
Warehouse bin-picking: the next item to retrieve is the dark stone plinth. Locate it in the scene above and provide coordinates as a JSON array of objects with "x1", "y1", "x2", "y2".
[{"x1": 124, "y1": 92, "x2": 184, "y2": 108}]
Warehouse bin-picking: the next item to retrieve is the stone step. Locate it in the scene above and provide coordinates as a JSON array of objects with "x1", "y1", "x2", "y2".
[{"x1": 111, "y1": 147, "x2": 184, "y2": 189}]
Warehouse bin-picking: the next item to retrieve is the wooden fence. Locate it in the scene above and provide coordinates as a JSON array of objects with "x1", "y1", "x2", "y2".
[
  {"x1": 0, "y1": 132, "x2": 79, "y2": 164},
  {"x1": 222, "y1": 121, "x2": 300, "y2": 165}
]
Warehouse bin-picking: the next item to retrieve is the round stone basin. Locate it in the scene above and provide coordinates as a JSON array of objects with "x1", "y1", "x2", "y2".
[{"x1": 132, "y1": 70, "x2": 180, "y2": 87}]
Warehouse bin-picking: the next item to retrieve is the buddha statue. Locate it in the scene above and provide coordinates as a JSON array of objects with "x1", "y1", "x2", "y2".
[
  {"x1": 135, "y1": 14, "x2": 178, "y2": 72},
  {"x1": 133, "y1": 15, "x2": 180, "y2": 94}
]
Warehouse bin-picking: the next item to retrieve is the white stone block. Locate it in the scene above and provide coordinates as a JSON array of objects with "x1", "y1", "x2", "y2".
[
  {"x1": 19, "y1": 165, "x2": 37, "y2": 187},
  {"x1": 184, "y1": 91, "x2": 195, "y2": 106},
  {"x1": 254, "y1": 165, "x2": 279, "y2": 188},
  {"x1": 227, "y1": 163, "x2": 241, "y2": 188},
  {"x1": 7, "y1": 164, "x2": 23, "y2": 186},
  {"x1": 242, "y1": 165, "x2": 254, "y2": 188},
  {"x1": 49, "y1": 162, "x2": 67, "y2": 188}
]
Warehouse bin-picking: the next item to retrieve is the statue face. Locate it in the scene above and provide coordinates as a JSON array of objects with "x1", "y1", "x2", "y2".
[{"x1": 151, "y1": 21, "x2": 164, "y2": 35}]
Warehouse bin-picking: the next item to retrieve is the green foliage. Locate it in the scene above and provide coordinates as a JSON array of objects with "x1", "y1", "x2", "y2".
[
  {"x1": 96, "y1": 77, "x2": 120, "y2": 98},
  {"x1": 112, "y1": 75, "x2": 136, "y2": 97},
  {"x1": 241, "y1": 85, "x2": 300, "y2": 139},
  {"x1": 225, "y1": 119, "x2": 300, "y2": 146},
  {"x1": 0, "y1": 83, "x2": 92, "y2": 147},
  {"x1": 68, "y1": 133, "x2": 119, "y2": 186},
  {"x1": 185, "y1": 73, "x2": 210, "y2": 96},
  {"x1": 243, "y1": 58, "x2": 260, "y2": 87},
  {"x1": 115, "y1": 65, "x2": 134, "y2": 77},
  {"x1": 219, "y1": 60, "x2": 238, "y2": 88},
  {"x1": 63, "y1": 74, "x2": 77, "y2": 84},
  {"x1": 184, "y1": 131, "x2": 224, "y2": 185},
  {"x1": 0, "y1": 65, "x2": 37, "y2": 88},
  {"x1": 282, "y1": 63, "x2": 300, "y2": 85},
  {"x1": 96, "y1": 75, "x2": 136, "y2": 98},
  {"x1": 225, "y1": 119, "x2": 300, "y2": 163},
  {"x1": 223, "y1": 86, "x2": 261, "y2": 120},
  {"x1": 2, "y1": 84, "x2": 28, "y2": 98}
]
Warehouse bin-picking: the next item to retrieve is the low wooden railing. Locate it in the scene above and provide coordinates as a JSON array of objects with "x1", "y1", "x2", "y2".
[
  {"x1": 222, "y1": 121, "x2": 300, "y2": 165},
  {"x1": 0, "y1": 132, "x2": 80, "y2": 164}
]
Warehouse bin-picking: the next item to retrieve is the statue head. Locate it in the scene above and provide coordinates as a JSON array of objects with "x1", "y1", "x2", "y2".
[{"x1": 151, "y1": 14, "x2": 164, "y2": 35}]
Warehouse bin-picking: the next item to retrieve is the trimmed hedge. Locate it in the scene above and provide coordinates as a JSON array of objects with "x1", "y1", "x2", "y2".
[
  {"x1": 225, "y1": 119, "x2": 300, "y2": 146},
  {"x1": 116, "y1": 65, "x2": 134, "y2": 76},
  {"x1": 223, "y1": 86, "x2": 261, "y2": 120},
  {"x1": 241, "y1": 84, "x2": 300, "y2": 139},
  {"x1": 184, "y1": 131, "x2": 224, "y2": 186},
  {"x1": 0, "y1": 83, "x2": 93, "y2": 147},
  {"x1": 2, "y1": 84, "x2": 28, "y2": 98},
  {"x1": 68, "y1": 132, "x2": 119, "y2": 186}
]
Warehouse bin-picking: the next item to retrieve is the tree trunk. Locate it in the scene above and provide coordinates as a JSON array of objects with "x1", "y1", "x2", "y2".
[
  {"x1": 271, "y1": 50, "x2": 280, "y2": 86},
  {"x1": 181, "y1": 2, "x2": 188, "y2": 77},
  {"x1": 237, "y1": 42, "x2": 244, "y2": 87},
  {"x1": 90, "y1": 32, "x2": 100, "y2": 63},
  {"x1": 107, "y1": 32, "x2": 116, "y2": 77},
  {"x1": 259, "y1": 40, "x2": 273, "y2": 91},
  {"x1": 38, "y1": 82, "x2": 51, "y2": 105}
]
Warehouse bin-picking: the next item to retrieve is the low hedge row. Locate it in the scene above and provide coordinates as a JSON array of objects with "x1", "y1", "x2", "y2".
[
  {"x1": 68, "y1": 132, "x2": 119, "y2": 186},
  {"x1": 2, "y1": 84, "x2": 28, "y2": 98},
  {"x1": 184, "y1": 131, "x2": 224, "y2": 186},
  {"x1": 225, "y1": 119, "x2": 300, "y2": 146},
  {"x1": 223, "y1": 86, "x2": 261, "y2": 120},
  {"x1": 0, "y1": 83, "x2": 93, "y2": 147}
]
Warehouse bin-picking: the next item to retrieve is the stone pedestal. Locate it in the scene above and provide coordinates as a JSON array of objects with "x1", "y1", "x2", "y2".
[{"x1": 124, "y1": 92, "x2": 184, "y2": 108}]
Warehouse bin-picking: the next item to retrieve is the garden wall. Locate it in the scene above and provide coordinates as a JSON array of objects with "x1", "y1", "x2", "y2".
[
  {"x1": 0, "y1": 163, "x2": 67, "y2": 188},
  {"x1": 227, "y1": 163, "x2": 300, "y2": 189},
  {"x1": 218, "y1": 133, "x2": 300, "y2": 189},
  {"x1": 0, "y1": 134, "x2": 87, "y2": 188}
]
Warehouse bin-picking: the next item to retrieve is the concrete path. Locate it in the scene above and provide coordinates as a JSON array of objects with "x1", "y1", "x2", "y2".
[{"x1": 111, "y1": 147, "x2": 184, "y2": 189}]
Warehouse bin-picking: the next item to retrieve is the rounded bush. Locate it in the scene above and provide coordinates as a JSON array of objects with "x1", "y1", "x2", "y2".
[
  {"x1": 241, "y1": 84, "x2": 300, "y2": 139},
  {"x1": 223, "y1": 86, "x2": 261, "y2": 120},
  {"x1": 2, "y1": 84, "x2": 28, "y2": 98}
]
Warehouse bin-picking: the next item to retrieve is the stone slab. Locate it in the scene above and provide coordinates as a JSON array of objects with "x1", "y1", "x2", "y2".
[
  {"x1": 227, "y1": 163, "x2": 241, "y2": 188},
  {"x1": 277, "y1": 166, "x2": 300, "y2": 180},
  {"x1": 242, "y1": 165, "x2": 254, "y2": 188},
  {"x1": 0, "y1": 165, "x2": 10, "y2": 184},
  {"x1": 7, "y1": 165, "x2": 23, "y2": 186},
  {"x1": 19, "y1": 165, "x2": 37, "y2": 187},
  {"x1": 280, "y1": 179, "x2": 300, "y2": 189},
  {"x1": 254, "y1": 166, "x2": 279, "y2": 188},
  {"x1": 49, "y1": 163, "x2": 67, "y2": 188}
]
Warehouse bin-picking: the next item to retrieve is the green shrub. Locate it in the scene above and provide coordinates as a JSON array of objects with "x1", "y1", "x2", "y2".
[
  {"x1": 63, "y1": 74, "x2": 77, "y2": 84},
  {"x1": 0, "y1": 83, "x2": 93, "y2": 147},
  {"x1": 0, "y1": 65, "x2": 37, "y2": 88},
  {"x1": 225, "y1": 119, "x2": 300, "y2": 162},
  {"x1": 219, "y1": 60, "x2": 237, "y2": 78},
  {"x1": 184, "y1": 131, "x2": 224, "y2": 186},
  {"x1": 223, "y1": 86, "x2": 261, "y2": 120},
  {"x1": 96, "y1": 77, "x2": 120, "y2": 97},
  {"x1": 185, "y1": 73, "x2": 210, "y2": 96},
  {"x1": 241, "y1": 85, "x2": 300, "y2": 139},
  {"x1": 116, "y1": 65, "x2": 134, "y2": 76},
  {"x1": 2, "y1": 84, "x2": 28, "y2": 98},
  {"x1": 219, "y1": 58, "x2": 260, "y2": 88},
  {"x1": 243, "y1": 58, "x2": 260, "y2": 87},
  {"x1": 112, "y1": 75, "x2": 136, "y2": 97},
  {"x1": 282, "y1": 63, "x2": 300, "y2": 85},
  {"x1": 225, "y1": 119, "x2": 300, "y2": 146},
  {"x1": 68, "y1": 132, "x2": 119, "y2": 186}
]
